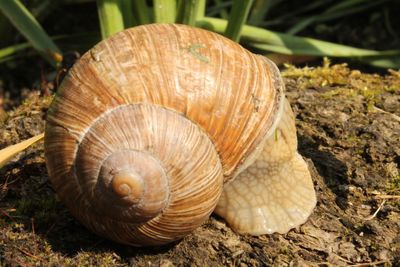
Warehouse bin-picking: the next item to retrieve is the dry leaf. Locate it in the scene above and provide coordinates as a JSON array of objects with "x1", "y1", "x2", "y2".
[{"x1": 0, "y1": 133, "x2": 44, "y2": 168}]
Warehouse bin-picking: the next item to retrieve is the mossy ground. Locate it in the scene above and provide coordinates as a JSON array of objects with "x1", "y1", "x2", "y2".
[{"x1": 0, "y1": 62, "x2": 399, "y2": 266}]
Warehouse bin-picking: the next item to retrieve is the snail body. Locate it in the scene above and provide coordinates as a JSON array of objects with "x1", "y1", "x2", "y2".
[{"x1": 44, "y1": 24, "x2": 316, "y2": 246}]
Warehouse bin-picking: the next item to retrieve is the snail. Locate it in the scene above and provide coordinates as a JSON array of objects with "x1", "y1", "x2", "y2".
[{"x1": 44, "y1": 24, "x2": 316, "y2": 246}]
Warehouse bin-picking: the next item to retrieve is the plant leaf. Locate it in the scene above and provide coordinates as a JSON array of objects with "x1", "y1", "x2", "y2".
[
  {"x1": 0, "y1": 33, "x2": 100, "y2": 63},
  {"x1": 97, "y1": 0, "x2": 125, "y2": 39},
  {"x1": 154, "y1": 0, "x2": 176, "y2": 23},
  {"x1": 0, "y1": 42, "x2": 31, "y2": 60},
  {"x1": 206, "y1": 0, "x2": 230, "y2": 19},
  {"x1": 120, "y1": 0, "x2": 137, "y2": 27},
  {"x1": 0, "y1": 0, "x2": 62, "y2": 67},
  {"x1": 224, "y1": 0, "x2": 254, "y2": 42},
  {"x1": 197, "y1": 17, "x2": 400, "y2": 59},
  {"x1": 287, "y1": 0, "x2": 389, "y2": 35},
  {"x1": 177, "y1": 0, "x2": 204, "y2": 26},
  {"x1": 131, "y1": 0, "x2": 151, "y2": 24},
  {"x1": 248, "y1": 0, "x2": 276, "y2": 26}
]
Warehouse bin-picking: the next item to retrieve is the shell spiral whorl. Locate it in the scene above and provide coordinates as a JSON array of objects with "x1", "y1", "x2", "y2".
[
  {"x1": 44, "y1": 23, "x2": 282, "y2": 246},
  {"x1": 46, "y1": 103, "x2": 224, "y2": 245}
]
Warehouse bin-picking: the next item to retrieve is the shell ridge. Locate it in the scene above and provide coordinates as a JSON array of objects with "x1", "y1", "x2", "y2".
[
  {"x1": 69, "y1": 103, "x2": 224, "y2": 244},
  {"x1": 226, "y1": 54, "x2": 276, "y2": 179},
  {"x1": 123, "y1": 29, "x2": 153, "y2": 102},
  {"x1": 144, "y1": 24, "x2": 170, "y2": 105}
]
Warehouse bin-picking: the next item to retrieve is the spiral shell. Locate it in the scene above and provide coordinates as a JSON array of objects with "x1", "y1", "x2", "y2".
[{"x1": 44, "y1": 24, "x2": 283, "y2": 246}]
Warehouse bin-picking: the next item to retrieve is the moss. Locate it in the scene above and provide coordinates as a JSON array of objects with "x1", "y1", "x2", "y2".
[
  {"x1": 73, "y1": 252, "x2": 121, "y2": 266},
  {"x1": 344, "y1": 135, "x2": 359, "y2": 144},
  {"x1": 321, "y1": 88, "x2": 357, "y2": 99},
  {"x1": 387, "y1": 175, "x2": 400, "y2": 192},
  {"x1": 15, "y1": 196, "x2": 61, "y2": 228},
  {"x1": 369, "y1": 243, "x2": 380, "y2": 252},
  {"x1": 385, "y1": 160, "x2": 400, "y2": 199},
  {"x1": 279, "y1": 245, "x2": 291, "y2": 255},
  {"x1": 282, "y1": 58, "x2": 400, "y2": 105},
  {"x1": 1, "y1": 222, "x2": 122, "y2": 266},
  {"x1": 6, "y1": 94, "x2": 53, "y2": 120}
]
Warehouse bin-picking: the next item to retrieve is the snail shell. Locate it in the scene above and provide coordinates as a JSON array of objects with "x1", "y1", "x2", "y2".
[{"x1": 44, "y1": 24, "x2": 315, "y2": 246}]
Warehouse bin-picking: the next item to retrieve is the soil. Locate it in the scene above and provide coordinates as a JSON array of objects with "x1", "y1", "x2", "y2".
[{"x1": 0, "y1": 61, "x2": 399, "y2": 266}]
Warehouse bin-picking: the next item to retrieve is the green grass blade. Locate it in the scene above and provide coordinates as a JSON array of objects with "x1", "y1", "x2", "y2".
[
  {"x1": 63, "y1": 0, "x2": 95, "y2": 3},
  {"x1": 0, "y1": 42, "x2": 31, "y2": 59},
  {"x1": 248, "y1": 0, "x2": 275, "y2": 26},
  {"x1": 324, "y1": 0, "x2": 388, "y2": 19},
  {"x1": 178, "y1": 0, "x2": 202, "y2": 26},
  {"x1": 31, "y1": 0, "x2": 59, "y2": 21},
  {"x1": 287, "y1": 0, "x2": 389, "y2": 35},
  {"x1": 224, "y1": 0, "x2": 254, "y2": 42},
  {"x1": 286, "y1": 17, "x2": 316, "y2": 36},
  {"x1": 154, "y1": 0, "x2": 176, "y2": 23},
  {"x1": 97, "y1": 0, "x2": 125, "y2": 39},
  {"x1": 120, "y1": 0, "x2": 137, "y2": 27},
  {"x1": 0, "y1": 0, "x2": 62, "y2": 67},
  {"x1": 207, "y1": 0, "x2": 230, "y2": 19},
  {"x1": 246, "y1": 43, "x2": 295, "y2": 55},
  {"x1": 360, "y1": 56, "x2": 400, "y2": 69},
  {"x1": 274, "y1": 0, "x2": 331, "y2": 21},
  {"x1": 0, "y1": 10, "x2": 13, "y2": 47},
  {"x1": 197, "y1": 17, "x2": 400, "y2": 59},
  {"x1": 257, "y1": 0, "x2": 330, "y2": 27},
  {"x1": 0, "y1": 32, "x2": 100, "y2": 63},
  {"x1": 196, "y1": 0, "x2": 206, "y2": 20},
  {"x1": 132, "y1": 0, "x2": 151, "y2": 24},
  {"x1": 325, "y1": 0, "x2": 370, "y2": 13}
]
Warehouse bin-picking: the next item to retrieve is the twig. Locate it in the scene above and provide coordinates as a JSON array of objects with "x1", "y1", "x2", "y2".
[
  {"x1": 0, "y1": 208, "x2": 15, "y2": 220},
  {"x1": 333, "y1": 252, "x2": 389, "y2": 266},
  {"x1": 16, "y1": 247, "x2": 43, "y2": 262},
  {"x1": 372, "y1": 106, "x2": 400, "y2": 122},
  {"x1": 364, "y1": 200, "x2": 386, "y2": 221},
  {"x1": 333, "y1": 253, "x2": 353, "y2": 264},
  {"x1": 31, "y1": 217, "x2": 35, "y2": 235},
  {"x1": 349, "y1": 259, "x2": 389, "y2": 266},
  {"x1": 374, "y1": 194, "x2": 400, "y2": 200},
  {"x1": 14, "y1": 259, "x2": 34, "y2": 267}
]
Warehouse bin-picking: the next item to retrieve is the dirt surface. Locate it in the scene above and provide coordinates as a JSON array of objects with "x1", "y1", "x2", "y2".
[{"x1": 0, "y1": 61, "x2": 399, "y2": 266}]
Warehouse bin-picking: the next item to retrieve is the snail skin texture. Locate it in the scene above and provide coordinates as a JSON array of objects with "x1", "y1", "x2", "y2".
[{"x1": 44, "y1": 24, "x2": 317, "y2": 246}]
